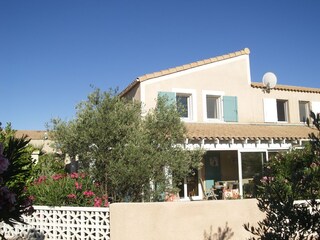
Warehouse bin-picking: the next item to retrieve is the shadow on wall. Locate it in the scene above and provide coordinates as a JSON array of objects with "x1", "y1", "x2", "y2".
[{"x1": 203, "y1": 223, "x2": 234, "y2": 240}]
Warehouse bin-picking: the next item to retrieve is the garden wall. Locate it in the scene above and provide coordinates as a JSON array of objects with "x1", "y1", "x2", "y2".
[
  {"x1": 110, "y1": 199, "x2": 264, "y2": 240},
  {"x1": 0, "y1": 206, "x2": 110, "y2": 239}
]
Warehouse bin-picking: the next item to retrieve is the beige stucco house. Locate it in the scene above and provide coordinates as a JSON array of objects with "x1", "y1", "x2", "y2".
[
  {"x1": 120, "y1": 48, "x2": 320, "y2": 201},
  {"x1": 15, "y1": 130, "x2": 55, "y2": 162}
]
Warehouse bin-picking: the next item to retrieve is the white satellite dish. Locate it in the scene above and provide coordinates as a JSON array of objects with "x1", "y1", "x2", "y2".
[{"x1": 262, "y1": 72, "x2": 277, "y2": 90}]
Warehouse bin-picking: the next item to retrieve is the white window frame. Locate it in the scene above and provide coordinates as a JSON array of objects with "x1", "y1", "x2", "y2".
[
  {"x1": 263, "y1": 98, "x2": 289, "y2": 123},
  {"x1": 237, "y1": 149, "x2": 267, "y2": 199},
  {"x1": 276, "y1": 99, "x2": 289, "y2": 122},
  {"x1": 202, "y1": 90, "x2": 224, "y2": 122},
  {"x1": 298, "y1": 101, "x2": 310, "y2": 123},
  {"x1": 173, "y1": 88, "x2": 197, "y2": 122}
]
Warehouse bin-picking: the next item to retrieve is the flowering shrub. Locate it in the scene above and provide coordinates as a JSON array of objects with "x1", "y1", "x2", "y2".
[
  {"x1": 0, "y1": 132, "x2": 34, "y2": 227},
  {"x1": 27, "y1": 171, "x2": 109, "y2": 207}
]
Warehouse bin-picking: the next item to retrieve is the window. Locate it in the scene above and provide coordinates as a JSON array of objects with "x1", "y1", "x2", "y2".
[
  {"x1": 299, "y1": 101, "x2": 310, "y2": 122},
  {"x1": 264, "y1": 98, "x2": 289, "y2": 122},
  {"x1": 276, "y1": 99, "x2": 288, "y2": 122},
  {"x1": 159, "y1": 89, "x2": 196, "y2": 121},
  {"x1": 203, "y1": 91, "x2": 238, "y2": 122},
  {"x1": 241, "y1": 152, "x2": 266, "y2": 198},
  {"x1": 206, "y1": 95, "x2": 221, "y2": 119},
  {"x1": 176, "y1": 94, "x2": 191, "y2": 118}
]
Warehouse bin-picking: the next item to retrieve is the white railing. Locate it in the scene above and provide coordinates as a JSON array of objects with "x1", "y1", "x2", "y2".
[{"x1": 0, "y1": 206, "x2": 110, "y2": 240}]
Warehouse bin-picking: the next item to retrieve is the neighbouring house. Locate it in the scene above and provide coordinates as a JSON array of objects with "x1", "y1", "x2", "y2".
[
  {"x1": 15, "y1": 130, "x2": 55, "y2": 162},
  {"x1": 119, "y1": 48, "x2": 320, "y2": 201}
]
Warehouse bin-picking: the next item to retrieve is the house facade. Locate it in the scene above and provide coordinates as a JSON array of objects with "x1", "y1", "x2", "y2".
[
  {"x1": 120, "y1": 48, "x2": 320, "y2": 201},
  {"x1": 15, "y1": 130, "x2": 55, "y2": 162}
]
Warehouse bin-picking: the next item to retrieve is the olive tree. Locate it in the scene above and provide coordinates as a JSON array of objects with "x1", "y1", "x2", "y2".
[{"x1": 49, "y1": 88, "x2": 203, "y2": 202}]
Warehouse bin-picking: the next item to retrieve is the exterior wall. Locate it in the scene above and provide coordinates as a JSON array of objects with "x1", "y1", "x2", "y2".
[
  {"x1": 123, "y1": 82, "x2": 141, "y2": 101},
  {"x1": 135, "y1": 54, "x2": 320, "y2": 124},
  {"x1": 110, "y1": 199, "x2": 264, "y2": 240},
  {"x1": 140, "y1": 55, "x2": 251, "y2": 122},
  {"x1": 248, "y1": 87, "x2": 320, "y2": 123},
  {"x1": 30, "y1": 139, "x2": 55, "y2": 154},
  {"x1": 120, "y1": 52, "x2": 320, "y2": 201}
]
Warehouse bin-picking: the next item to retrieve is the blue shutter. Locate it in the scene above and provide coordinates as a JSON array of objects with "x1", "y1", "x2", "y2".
[
  {"x1": 223, "y1": 96, "x2": 238, "y2": 122},
  {"x1": 158, "y1": 91, "x2": 176, "y2": 106}
]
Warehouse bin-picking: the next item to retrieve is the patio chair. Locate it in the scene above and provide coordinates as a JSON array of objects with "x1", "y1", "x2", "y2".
[{"x1": 200, "y1": 179, "x2": 218, "y2": 200}]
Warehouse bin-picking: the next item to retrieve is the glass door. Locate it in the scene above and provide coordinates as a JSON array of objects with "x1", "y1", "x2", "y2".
[{"x1": 240, "y1": 152, "x2": 266, "y2": 198}]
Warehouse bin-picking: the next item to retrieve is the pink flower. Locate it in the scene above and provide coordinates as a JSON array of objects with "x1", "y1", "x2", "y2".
[
  {"x1": 83, "y1": 190, "x2": 95, "y2": 197},
  {"x1": 75, "y1": 182, "x2": 82, "y2": 190},
  {"x1": 260, "y1": 176, "x2": 268, "y2": 183},
  {"x1": 94, "y1": 197, "x2": 102, "y2": 207},
  {"x1": 102, "y1": 195, "x2": 109, "y2": 207},
  {"x1": 29, "y1": 195, "x2": 35, "y2": 202},
  {"x1": 34, "y1": 176, "x2": 47, "y2": 184},
  {"x1": 52, "y1": 174, "x2": 64, "y2": 181},
  {"x1": 67, "y1": 194, "x2": 77, "y2": 199},
  {"x1": 260, "y1": 176, "x2": 274, "y2": 184},
  {"x1": 70, "y1": 172, "x2": 79, "y2": 179},
  {"x1": 94, "y1": 181, "x2": 101, "y2": 188}
]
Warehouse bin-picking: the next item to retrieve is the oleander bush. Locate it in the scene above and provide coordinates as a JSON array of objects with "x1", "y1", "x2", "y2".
[{"x1": 27, "y1": 171, "x2": 108, "y2": 207}]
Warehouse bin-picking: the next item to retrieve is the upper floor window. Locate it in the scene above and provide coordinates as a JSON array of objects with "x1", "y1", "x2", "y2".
[
  {"x1": 206, "y1": 95, "x2": 221, "y2": 120},
  {"x1": 276, "y1": 99, "x2": 289, "y2": 122},
  {"x1": 203, "y1": 91, "x2": 238, "y2": 122},
  {"x1": 158, "y1": 89, "x2": 197, "y2": 122},
  {"x1": 299, "y1": 101, "x2": 310, "y2": 122},
  {"x1": 176, "y1": 94, "x2": 191, "y2": 118},
  {"x1": 264, "y1": 98, "x2": 289, "y2": 122}
]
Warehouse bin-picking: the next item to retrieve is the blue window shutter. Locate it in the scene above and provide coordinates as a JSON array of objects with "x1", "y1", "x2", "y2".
[
  {"x1": 158, "y1": 91, "x2": 176, "y2": 106},
  {"x1": 223, "y1": 96, "x2": 238, "y2": 122}
]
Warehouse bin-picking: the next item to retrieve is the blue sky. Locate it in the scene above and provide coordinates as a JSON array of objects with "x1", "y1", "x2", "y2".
[{"x1": 1, "y1": 1, "x2": 320, "y2": 130}]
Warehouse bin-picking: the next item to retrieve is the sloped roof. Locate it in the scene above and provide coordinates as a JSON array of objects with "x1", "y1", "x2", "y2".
[
  {"x1": 15, "y1": 130, "x2": 48, "y2": 140},
  {"x1": 185, "y1": 123, "x2": 318, "y2": 141},
  {"x1": 119, "y1": 48, "x2": 251, "y2": 97},
  {"x1": 251, "y1": 83, "x2": 320, "y2": 94}
]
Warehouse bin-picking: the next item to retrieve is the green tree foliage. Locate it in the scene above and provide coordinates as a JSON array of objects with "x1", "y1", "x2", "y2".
[
  {"x1": 30, "y1": 153, "x2": 65, "y2": 178},
  {"x1": 0, "y1": 123, "x2": 34, "y2": 227},
  {"x1": 48, "y1": 89, "x2": 203, "y2": 202},
  {"x1": 244, "y1": 112, "x2": 320, "y2": 239}
]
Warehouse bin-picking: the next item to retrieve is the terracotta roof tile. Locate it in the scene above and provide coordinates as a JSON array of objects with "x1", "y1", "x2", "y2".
[
  {"x1": 251, "y1": 83, "x2": 320, "y2": 94},
  {"x1": 15, "y1": 130, "x2": 48, "y2": 140},
  {"x1": 185, "y1": 123, "x2": 317, "y2": 141}
]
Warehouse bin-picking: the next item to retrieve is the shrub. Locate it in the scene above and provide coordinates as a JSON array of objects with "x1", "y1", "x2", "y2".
[
  {"x1": 244, "y1": 112, "x2": 320, "y2": 239},
  {"x1": 27, "y1": 172, "x2": 108, "y2": 207},
  {"x1": 0, "y1": 123, "x2": 34, "y2": 228}
]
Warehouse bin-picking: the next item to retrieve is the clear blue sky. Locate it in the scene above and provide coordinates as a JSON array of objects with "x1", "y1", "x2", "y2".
[{"x1": 1, "y1": 1, "x2": 320, "y2": 130}]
